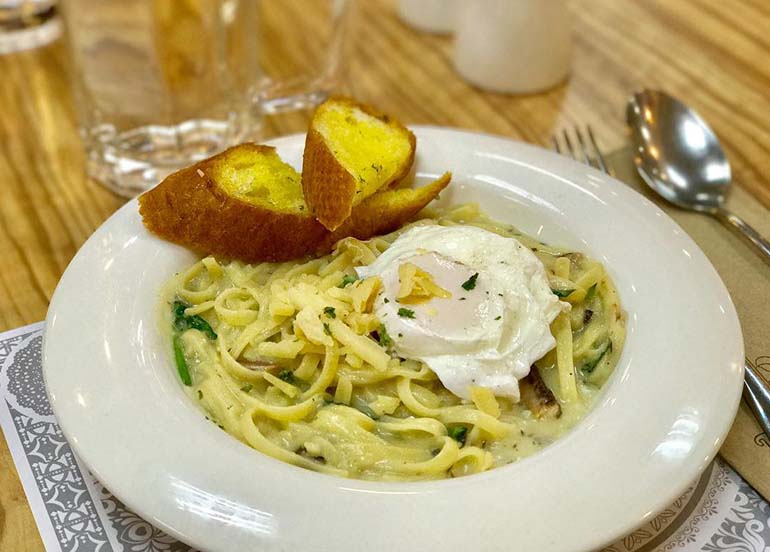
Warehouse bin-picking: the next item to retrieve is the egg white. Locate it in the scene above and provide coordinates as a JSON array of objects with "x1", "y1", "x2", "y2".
[{"x1": 356, "y1": 225, "x2": 567, "y2": 401}]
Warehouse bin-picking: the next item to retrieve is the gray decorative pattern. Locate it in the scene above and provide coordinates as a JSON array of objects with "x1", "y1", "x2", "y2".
[
  {"x1": 1, "y1": 323, "x2": 769, "y2": 552},
  {"x1": 1, "y1": 329, "x2": 112, "y2": 552},
  {"x1": 93, "y1": 480, "x2": 196, "y2": 552},
  {"x1": 0, "y1": 330, "x2": 26, "y2": 364},
  {"x1": 5, "y1": 334, "x2": 53, "y2": 417},
  {"x1": 702, "y1": 477, "x2": 770, "y2": 552}
]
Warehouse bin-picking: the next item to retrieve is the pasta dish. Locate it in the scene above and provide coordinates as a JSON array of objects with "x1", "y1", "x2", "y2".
[{"x1": 163, "y1": 204, "x2": 625, "y2": 481}]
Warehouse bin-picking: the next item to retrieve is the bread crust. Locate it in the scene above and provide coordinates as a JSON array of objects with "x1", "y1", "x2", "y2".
[
  {"x1": 302, "y1": 97, "x2": 416, "y2": 231},
  {"x1": 302, "y1": 125, "x2": 356, "y2": 232},
  {"x1": 139, "y1": 144, "x2": 449, "y2": 263},
  {"x1": 317, "y1": 172, "x2": 450, "y2": 253}
]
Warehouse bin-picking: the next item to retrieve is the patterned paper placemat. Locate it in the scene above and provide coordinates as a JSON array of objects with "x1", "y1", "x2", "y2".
[{"x1": 1, "y1": 323, "x2": 769, "y2": 552}]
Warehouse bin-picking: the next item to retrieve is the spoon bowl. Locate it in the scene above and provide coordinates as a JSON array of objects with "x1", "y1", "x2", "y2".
[{"x1": 626, "y1": 90, "x2": 731, "y2": 212}]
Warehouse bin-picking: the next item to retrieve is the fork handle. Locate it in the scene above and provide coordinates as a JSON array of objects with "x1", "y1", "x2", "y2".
[
  {"x1": 744, "y1": 360, "x2": 770, "y2": 439},
  {"x1": 715, "y1": 208, "x2": 770, "y2": 263}
]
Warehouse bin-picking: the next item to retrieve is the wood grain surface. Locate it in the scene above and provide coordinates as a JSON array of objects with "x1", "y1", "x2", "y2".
[{"x1": 2, "y1": 1, "x2": 770, "y2": 549}]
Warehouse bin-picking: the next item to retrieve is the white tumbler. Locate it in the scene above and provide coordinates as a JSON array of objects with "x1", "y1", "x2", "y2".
[
  {"x1": 453, "y1": 0, "x2": 572, "y2": 94},
  {"x1": 397, "y1": 0, "x2": 457, "y2": 34}
]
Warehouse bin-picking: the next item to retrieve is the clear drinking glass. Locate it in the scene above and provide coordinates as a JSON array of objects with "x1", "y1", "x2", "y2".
[
  {"x1": 0, "y1": 0, "x2": 61, "y2": 54},
  {"x1": 61, "y1": 0, "x2": 352, "y2": 197},
  {"x1": 255, "y1": 0, "x2": 353, "y2": 114}
]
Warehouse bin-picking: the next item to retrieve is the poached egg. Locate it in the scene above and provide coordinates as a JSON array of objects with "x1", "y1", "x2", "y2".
[{"x1": 356, "y1": 224, "x2": 567, "y2": 401}]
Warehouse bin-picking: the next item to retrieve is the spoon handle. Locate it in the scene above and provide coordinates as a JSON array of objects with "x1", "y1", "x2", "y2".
[
  {"x1": 715, "y1": 208, "x2": 770, "y2": 262},
  {"x1": 744, "y1": 359, "x2": 770, "y2": 439}
]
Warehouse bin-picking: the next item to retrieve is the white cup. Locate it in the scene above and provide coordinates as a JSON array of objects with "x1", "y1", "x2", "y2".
[
  {"x1": 397, "y1": 0, "x2": 458, "y2": 34},
  {"x1": 453, "y1": 0, "x2": 572, "y2": 94}
]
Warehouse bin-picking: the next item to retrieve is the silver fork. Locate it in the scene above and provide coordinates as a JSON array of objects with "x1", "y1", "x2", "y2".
[
  {"x1": 551, "y1": 126, "x2": 610, "y2": 174},
  {"x1": 552, "y1": 125, "x2": 770, "y2": 439}
]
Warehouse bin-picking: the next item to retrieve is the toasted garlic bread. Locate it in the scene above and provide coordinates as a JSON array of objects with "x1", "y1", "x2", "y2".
[
  {"x1": 139, "y1": 144, "x2": 449, "y2": 263},
  {"x1": 302, "y1": 97, "x2": 416, "y2": 231}
]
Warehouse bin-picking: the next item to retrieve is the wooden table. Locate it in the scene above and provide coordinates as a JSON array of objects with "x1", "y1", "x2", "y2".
[{"x1": 2, "y1": 1, "x2": 770, "y2": 549}]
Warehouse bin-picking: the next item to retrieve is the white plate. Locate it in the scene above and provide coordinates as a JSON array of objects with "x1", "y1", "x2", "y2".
[{"x1": 44, "y1": 128, "x2": 744, "y2": 552}]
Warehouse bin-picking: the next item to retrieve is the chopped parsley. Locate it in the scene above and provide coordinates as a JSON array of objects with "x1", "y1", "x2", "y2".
[
  {"x1": 397, "y1": 307, "x2": 416, "y2": 318},
  {"x1": 494, "y1": 315, "x2": 502, "y2": 320},
  {"x1": 551, "y1": 288, "x2": 575, "y2": 298},
  {"x1": 338, "y1": 274, "x2": 358, "y2": 288},
  {"x1": 383, "y1": 297, "x2": 390, "y2": 303},
  {"x1": 323, "y1": 322, "x2": 332, "y2": 336},
  {"x1": 377, "y1": 324, "x2": 393, "y2": 347},
  {"x1": 447, "y1": 425, "x2": 468, "y2": 445},
  {"x1": 461, "y1": 273, "x2": 479, "y2": 291},
  {"x1": 240, "y1": 383, "x2": 253, "y2": 393},
  {"x1": 459, "y1": 297, "x2": 466, "y2": 301},
  {"x1": 197, "y1": 389, "x2": 203, "y2": 400},
  {"x1": 323, "y1": 306, "x2": 336, "y2": 318},
  {"x1": 278, "y1": 370, "x2": 297, "y2": 384}
]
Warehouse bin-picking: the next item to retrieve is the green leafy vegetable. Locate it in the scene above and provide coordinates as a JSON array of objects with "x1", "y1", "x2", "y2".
[
  {"x1": 324, "y1": 306, "x2": 336, "y2": 318},
  {"x1": 172, "y1": 300, "x2": 217, "y2": 339},
  {"x1": 173, "y1": 301, "x2": 187, "y2": 321},
  {"x1": 240, "y1": 383, "x2": 253, "y2": 393},
  {"x1": 551, "y1": 288, "x2": 575, "y2": 298},
  {"x1": 461, "y1": 273, "x2": 479, "y2": 291},
  {"x1": 357, "y1": 404, "x2": 379, "y2": 420},
  {"x1": 323, "y1": 322, "x2": 332, "y2": 336},
  {"x1": 581, "y1": 340, "x2": 612, "y2": 374},
  {"x1": 448, "y1": 425, "x2": 468, "y2": 445},
  {"x1": 338, "y1": 274, "x2": 358, "y2": 288},
  {"x1": 397, "y1": 307, "x2": 416, "y2": 318},
  {"x1": 173, "y1": 335, "x2": 192, "y2": 386},
  {"x1": 352, "y1": 397, "x2": 379, "y2": 420}
]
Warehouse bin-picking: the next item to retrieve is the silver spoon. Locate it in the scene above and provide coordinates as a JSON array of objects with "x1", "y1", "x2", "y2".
[
  {"x1": 626, "y1": 89, "x2": 770, "y2": 261},
  {"x1": 627, "y1": 89, "x2": 770, "y2": 438}
]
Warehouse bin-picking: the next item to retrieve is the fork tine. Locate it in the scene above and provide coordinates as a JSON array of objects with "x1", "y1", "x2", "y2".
[
  {"x1": 587, "y1": 126, "x2": 609, "y2": 174},
  {"x1": 562, "y1": 129, "x2": 576, "y2": 160},
  {"x1": 575, "y1": 127, "x2": 592, "y2": 167},
  {"x1": 552, "y1": 127, "x2": 610, "y2": 175},
  {"x1": 551, "y1": 135, "x2": 562, "y2": 154}
]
